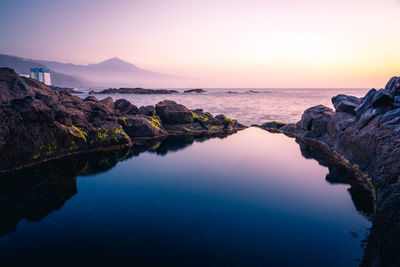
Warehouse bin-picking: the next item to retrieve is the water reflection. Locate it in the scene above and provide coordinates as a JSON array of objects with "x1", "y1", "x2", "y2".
[
  {"x1": 0, "y1": 132, "x2": 232, "y2": 236},
  {"x1": 295, "y1": 137, "x2": 374, "y2": 219},
  {"x1": 0, "y1": 128, "x2": 374, "y2": 266}
]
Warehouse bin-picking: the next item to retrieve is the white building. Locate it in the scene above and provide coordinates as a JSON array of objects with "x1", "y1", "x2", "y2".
[{"x1": 30, "y1": 68, "x2": 51, "y2": 85}]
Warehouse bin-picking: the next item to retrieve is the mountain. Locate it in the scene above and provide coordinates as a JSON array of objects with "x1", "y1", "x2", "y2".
[
  {"x1": 0, "y1": 54, "x2": 87, "y2": 88},
  {"x1": 37, "y1": 57, "x2": 196, "y2": 88}
]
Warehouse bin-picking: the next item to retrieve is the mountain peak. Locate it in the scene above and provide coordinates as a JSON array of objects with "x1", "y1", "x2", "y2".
[
  {"x1": 96, "y1": 57, "x2": 138, "y2": 69},
  {"x1": 104, "y1": 57, "x2": 122, "y2": 62}
]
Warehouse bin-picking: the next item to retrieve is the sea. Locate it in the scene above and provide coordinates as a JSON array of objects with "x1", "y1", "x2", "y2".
[
  {"x1": 0, "y1": 88, "x2": 373, "y2": 266},
  {"x1": 79, "y1": 88, "x2": 369, "y2": 125}
]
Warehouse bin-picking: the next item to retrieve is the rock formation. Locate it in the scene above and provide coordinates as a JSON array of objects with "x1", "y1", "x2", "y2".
[
  {"x1": 0, "y1": 68, "x2": 245, "y2": 173},
  {"x1": 183, "y1": 89, "x2": 206, "y2": 93},
  {"x1": 261, "y1": 76, "x2": 400, "y2": 267},
  {"x1": 89, "y1": 87, "x2": 178, "y2": 95}
]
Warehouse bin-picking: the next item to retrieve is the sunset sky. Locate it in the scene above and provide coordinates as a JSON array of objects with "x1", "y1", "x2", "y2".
[{"x1": 0, "y1": 0, "x2": 399, "y2": 88}]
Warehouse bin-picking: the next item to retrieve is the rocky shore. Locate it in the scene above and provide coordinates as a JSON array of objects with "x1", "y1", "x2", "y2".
[
  {"x1": 0, "y1": 68, "x2": 245, "y2": 173},
  {"x1": 261, "y1": 77, "x2": 400, "y2": 267}
]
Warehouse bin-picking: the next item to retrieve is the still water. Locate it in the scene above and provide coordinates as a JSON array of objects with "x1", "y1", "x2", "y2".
[{"x1": 0, "y1": 128, "x2": 371, "y2": 266}]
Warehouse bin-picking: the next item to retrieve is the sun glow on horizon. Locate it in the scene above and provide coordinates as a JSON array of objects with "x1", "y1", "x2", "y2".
[{"x1": 0, "y1": 0, "x2": 399, "y2": 88}]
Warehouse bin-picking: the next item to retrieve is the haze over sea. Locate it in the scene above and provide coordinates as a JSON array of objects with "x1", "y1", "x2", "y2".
[{"x1": 83, "y1": 88, "x2": 368, "y2": 125}]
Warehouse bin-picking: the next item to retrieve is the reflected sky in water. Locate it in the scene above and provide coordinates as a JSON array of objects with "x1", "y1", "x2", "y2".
[{"x1": 0, "y1": 128, "x2": 370, "y2": 266}]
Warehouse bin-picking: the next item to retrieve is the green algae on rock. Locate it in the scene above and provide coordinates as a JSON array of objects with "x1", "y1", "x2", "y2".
[{"x1": 0, "y1": 67, "x2": 245, "y2": 173}]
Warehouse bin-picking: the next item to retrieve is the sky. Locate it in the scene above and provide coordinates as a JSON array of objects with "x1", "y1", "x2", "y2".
[{"x1": 0, "y1": 0, "x2": 399, "y2": 88}]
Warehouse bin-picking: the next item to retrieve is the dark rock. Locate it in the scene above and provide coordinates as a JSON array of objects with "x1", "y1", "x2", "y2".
[
  {"x1": 114, "y1": 99, "x2": 138, "y2": 115},
  {"x1": 260, "y1": 121, "x2": 286, "y2": 129},
  {"x1": 393, "y1": 96, "x2": 400, "y2": 108},
  {"x1": 0, "y1": 68, "x2": 39, "y2": 101},
  {"x1": 155, "y1": 100, "x2": 194, "y2": 124},
  {"x1": 385, "y1": 76, "x2": 400, "y2": 96},
  {"x1": 215, "y1": 114, "x2": 240, "y2": 129},
  {"x1": 372, "y1": 89, "x2": 393, "y2": 107},
  {"x1": 183, "y1": 89, "x2": 206, "y2": 93},
  {"x1": 0, "y1": 68, "x2": 131, "y2": 171},
  {"x1": 280, "y1": 123, "x2": 296, "y2": 133},
  {"x1": 355, "y1": 89, "x2": 377, "y2": 116},
  {"x1": 84, "y1": 96, "x2": 98, "y2": 102},
  {"x1": 118, "y1": 115, "x2": 167, "y2": 138},
  {"x1": 271, "y1": 86, "x2": 400, "y2": 266},
  {"x1": 299, "y1": 105, "x2": 335, "y2": 137},
  {"x1": 0, "y1": 67, "x2": 246, "y2": 173},
  {"x1": 91, "y1": 88, "x2": 179, "y2": 95},
  {"x1": 331, "y1": 94, "x2": 361, "y2": 114},
  {"x1": 100, "y1": 97, "x2": 114, "y2": 109},
  {"x1": 356, "y1": 107, "x2": 390, "y2": 129},
  {"x1": 138, "y1": 105, "x2": 156, "y2": 116},
  {"x1": 377, "y1": 109, "x2": 400, "y2": 127}
]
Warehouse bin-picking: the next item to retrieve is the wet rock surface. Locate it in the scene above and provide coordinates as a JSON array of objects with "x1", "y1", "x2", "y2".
[
  {"x1": 0, "y1": 68, "x2": 245, "y2": 172},
  {"x1": 261, "y1": 76, "x2": 400, "y2": 267}
]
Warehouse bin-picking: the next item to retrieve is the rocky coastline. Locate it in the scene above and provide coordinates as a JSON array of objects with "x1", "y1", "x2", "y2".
[
  {"x1": 261, "y1": 76, "x2": 400, "y2": 267},
  {"x1": 0, "y1": 67, "x2": 245, "y2": 173},
  {"x1": 2, "y1": 64, "x2": 399, "y2": 265}
]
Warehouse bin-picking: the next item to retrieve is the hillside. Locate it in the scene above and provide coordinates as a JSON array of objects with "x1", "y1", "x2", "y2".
[
  {"x1": 38, "y1": 57, "x2": 195, "y2": 88},
  {"x1": 0, "y1": 54, "x2": 87, "y2": 88}
]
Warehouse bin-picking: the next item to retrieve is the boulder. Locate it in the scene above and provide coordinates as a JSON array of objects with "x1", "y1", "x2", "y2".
[
  {"x1": 138, "y1": 105, "x2": 156, "y2": 116},
  {"x1": 299, "y1": 105, "x2": 335, "y2": 137},
  {"x1": 372, "y1": 89, "x2": 393, "y2": 108},
  {"x1": 331, "y1": 94, "x2": 361, "y2": 114},
  {"x1": 355, "y1": 89, "x2": 377, "y2": 116},
  {"x1": 155, "y1": 100, "x2": 194, "y2": 124},
  {"x1": 100, "y1": 97, "x2": 114, "y2": 109},
  {"x1": 118, "y1": 115, "x2": 167, "y2": 138},
  {"x1": 183, "y1": 89, "x2": 206, "y2": 93},
  {"x1": 84, "y1": 96, "x2": 98, "y2": 102},
  {"x1": 0, "y1": 68, "x2": 35, "y2": 101},
  {"x1": 215, "y1": 114, "x2": 242, "y2": 130},
  {"x1": 114, "y1": 99, "x2": 138, "y2": 115},
  {"x1": 385, "y1": 76, "x2": 400, "y2": 96}
]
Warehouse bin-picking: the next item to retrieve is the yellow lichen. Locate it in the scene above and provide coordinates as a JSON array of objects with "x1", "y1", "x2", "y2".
[
  {"x1": 150, "y1": 117, "x2": 161, "y2": 127},
  {"x1": 70, "y1": 125, "x2": 87, "y2": 141}
]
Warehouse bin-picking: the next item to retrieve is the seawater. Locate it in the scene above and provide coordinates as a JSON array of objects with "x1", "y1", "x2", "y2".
[
  {"x1": 0, "y1": 128, "x2": 371, "y2": 266},
  {"x1": 79, "y1": 88, "x2": 368, "y2": 125}
]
